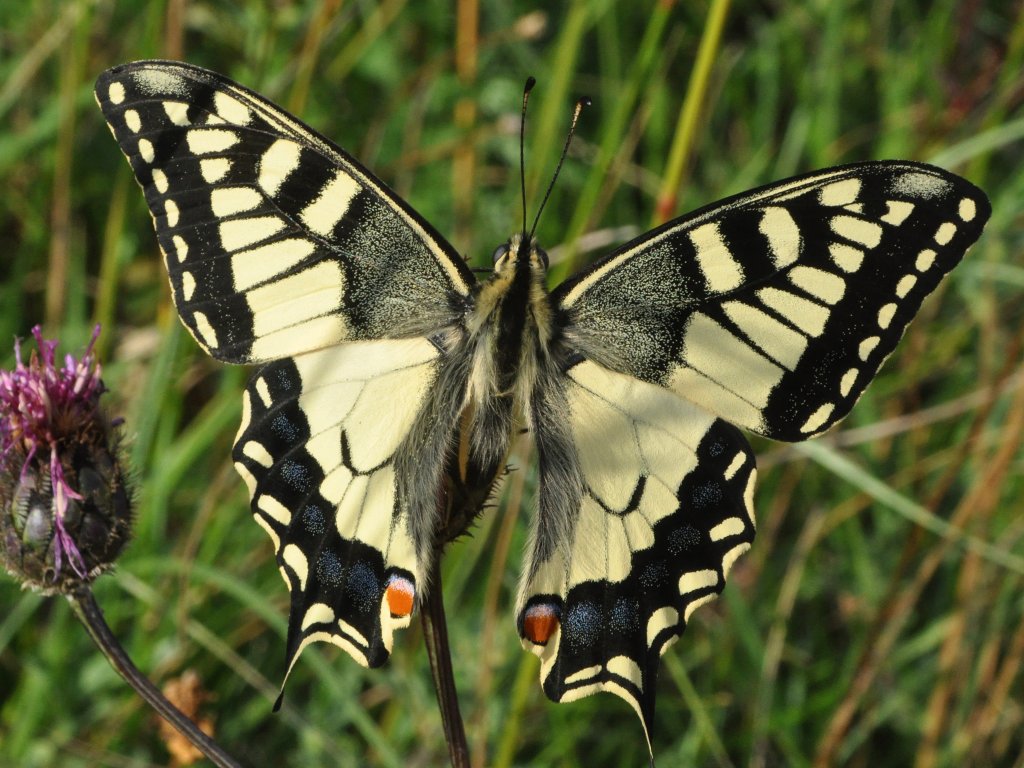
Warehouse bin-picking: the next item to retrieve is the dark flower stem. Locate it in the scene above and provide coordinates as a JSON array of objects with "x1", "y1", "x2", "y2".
[
  {"x1": 421, "y1": 558, "x2": 469, "y2": 768},
  {"x1": 68, "y1": 586, "x2": 242, "y2": 768}
]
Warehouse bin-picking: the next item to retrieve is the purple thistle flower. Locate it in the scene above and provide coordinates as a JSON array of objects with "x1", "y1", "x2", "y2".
[{"x1": 0, "y1": 326, "x2": 131, "y2": 593}]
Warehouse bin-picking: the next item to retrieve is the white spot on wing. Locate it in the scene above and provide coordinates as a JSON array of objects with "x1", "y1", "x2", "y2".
[
  {"x1": 301, "y1": 603, "x2": 335, "y2": 630},
  {"x1": 858, "y1": 336, "x2": 879, "y2": 360},
  {"x1": 831, "y1": 215, "x2": 883, "y2": 248},
  {"x1": 800, "y1": 403, "x2": 834, "y2": 434},
  {"x1": 213, "y1": 92, "x2": 252, "y2": 124},
  {"x1": 200, "y1": 158, "x2": 231, "y2": 183},
  {"x1": 164, "y1": 200, "x2": 179, "y2": 227},
  {"x1": 916, "y1": 249, "x2": 936, "y2": 272},
  {"x1": 257, "y1": 494, "x2": 292, "y2": 525},
  {"x1": 829, "y1": 243, "x2": 864, "y2": 273},
  {"x1": 818, "y1": 178, "x2": 860, "y2": 206},
  {"x1": 877, "y1": 303, "x2": 897, "y2": 329},
  {"x1": 840, "y1": 368, "x2": 858, "y2": 397},
  {"x1": 301, "y1": 171, "x2": 361, "y2": 236},
  {"x1": 895, "y1": 274, "x2": 917, "y2": 297},
  {"x1": 181, "y1": 271, "x2": 196, "y2": 300},
  {"x1": 607, "y1": 656, "x2": 643, "y2": 686},
  {"x1": 934, "y1": 222, "x2": 956, "y2": 245},
  {"x1": 242, "y1": 440, "x2": 273, "y2": 468},
  {"x1": 757, "y1": 287, "x2": 829, "y2": 336},
  {"x1": 679, "y1": 569, "x2": 718, "y2": 595},
  {"x1": 163, "y1": 101, "x2": 190, "y2": 126},
  {"x1": 138, "y1": 138, "x2": 154, "y2": 163},
  {"x1": 108, "y1": 81, "x2": 125, "y2": 104},
  {"x1": 186, "y1": 128, "x2": 239, "y2": 155},
  {"x1": 881, "y1": 200, "x2": 914, "y2": 226},
  {"x1": 789, "y1": 266, "x2": 846, "y2": 305},
  {"x1": 151, "y1": 168, "x2": 168, "y2": 193},
  {"x1": 759, "y1": 206, "x2": 801, "y2": 267},
  {"x1": 690, "y1": 222, "x2": 743, "y2": 292},
  {"x1": 724, "y1": 451, "x2": 747, "y2": 481},
  {"x1": 958, "y1": 197, "x2": 976, "y2": 221},
  {"x1": 124, "y1": 109, "x2": 141, "y2": 133},
  {"x1": 259, "y1": 139, "x2": 302, "y2": 197},
  {"x1": 709, "y1": 517, "x2": 745, "y2": 541},
  {"x1": 211, "y1": 187, "x2": 263, "y2": 217},
  {"x1": 191, "y1": 311, "x2": 219, "y2": 348},
  {"x1": 255, "y1": 376, "x2": 272, "y2": 407},
  {"x1": 219, "y1": 216, "x2": 286, "y2": 252},
  {"x1": 232, "y1": 238, "x2": 317, "y2": 292},
  {"x1": 172, "y1": 235, "x2": 188, "y2": 262}
]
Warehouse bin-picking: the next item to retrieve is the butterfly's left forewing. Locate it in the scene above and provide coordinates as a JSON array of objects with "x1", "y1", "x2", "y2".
[{"x1": 95, "y1": 61, "x2": 474, "y2": 364}]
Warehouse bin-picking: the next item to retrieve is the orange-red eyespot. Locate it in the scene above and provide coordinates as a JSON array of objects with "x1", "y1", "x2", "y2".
[
  {"x1": 522, "y1": 602, "x2": 560, "y2": 645},
  {"x1": 385, "y1": 575, "x2": 415, "y2": 617}
]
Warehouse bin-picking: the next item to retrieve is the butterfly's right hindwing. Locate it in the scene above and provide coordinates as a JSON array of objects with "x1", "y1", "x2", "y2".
[
  {"x1": 95, "y1": 61, "x2": 475, "y2": 364},
  {"x1": 519, "y1": 361, "x2": 756, "y2": 744}
]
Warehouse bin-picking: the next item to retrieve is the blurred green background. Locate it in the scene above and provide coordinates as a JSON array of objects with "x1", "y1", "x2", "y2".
[{"x1": 1, "y1": 1, "x2": 1023, "y2": 766}]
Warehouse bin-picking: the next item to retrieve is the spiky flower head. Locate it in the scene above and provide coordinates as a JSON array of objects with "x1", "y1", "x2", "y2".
[{"x1": 0, "y1": 326, "x2": 131, "y2": 594}]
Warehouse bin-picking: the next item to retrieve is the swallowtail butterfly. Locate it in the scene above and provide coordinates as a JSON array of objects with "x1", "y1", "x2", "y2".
[{"x1": 95, "y1": 61, "x2": 989, "y2": 751}]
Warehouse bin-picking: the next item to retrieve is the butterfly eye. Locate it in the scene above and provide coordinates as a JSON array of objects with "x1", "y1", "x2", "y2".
[
  {"x1": 535, "y1": 247, "x2": 549, "y2": 269},
  {"x1": 491, "y1": 244, "x2": 509, "y2": 264}
]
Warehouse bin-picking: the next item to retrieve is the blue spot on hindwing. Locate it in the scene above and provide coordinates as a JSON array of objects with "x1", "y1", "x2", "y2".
[
  {"x1": 563, "y1": 601, "x2": 601, "y2": 650},
  {"x1": 668, "y1": 523, "x2": 703, "y2": 554},
  {"x1": 316, "y1": 549, "x2": 344, "y2": 587},
  {"x1": 279, "y1": 460, "x2": 312, "y2": 491},
  {"x1": 344, "y1": 560, "x2": 380, "y2": 612},
  {"x1": 272, "y1": 414, "x2": 300, "y2": 442},
  {"x1": 301, "y1": 505, "x2": 325, "y2": 536},
  {"x1": 691, "y1": 481, "x2": 723, "y2": 510},
  {"x1": 609, "y1": 597, "x2": 640, "y2": 634}
]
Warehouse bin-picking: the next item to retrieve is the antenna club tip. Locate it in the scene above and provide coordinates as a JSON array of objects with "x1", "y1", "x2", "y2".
[
  {"x1": 524, "y1": 76, "x2": 537, "y2": 93},
  {"x1": 578, "y1": 95, "x2": 592, "y2": 108}
]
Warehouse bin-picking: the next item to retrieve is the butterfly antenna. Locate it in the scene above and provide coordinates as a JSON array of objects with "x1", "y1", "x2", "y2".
[
  {"x1": 520, "y1": 77, "x2": 535, "y2": 236},
  {"x1": 529, "y1": 93, "x2": 590, "y2": 239}
]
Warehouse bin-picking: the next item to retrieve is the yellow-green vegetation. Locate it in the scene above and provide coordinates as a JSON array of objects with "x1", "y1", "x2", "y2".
[{"x1": 1, "y1": 1, "x2": 1022, "y2": 766}]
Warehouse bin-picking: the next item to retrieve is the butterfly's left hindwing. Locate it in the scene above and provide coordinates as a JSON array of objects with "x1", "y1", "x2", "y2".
[
  {"x1": 94, "y1": 61, "x2": 474, "y2": 364},
  {"x1": 519, "y1": 361, "x2": 756, "y2": 742},
  {"x1": 232, "y1": 338, "x2": 462, "y2": 674}
]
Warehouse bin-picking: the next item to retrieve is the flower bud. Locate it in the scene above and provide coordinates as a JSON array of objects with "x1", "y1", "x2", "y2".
[{"x1": 0, "y1": 326, "x2": 131, "y2": 594}]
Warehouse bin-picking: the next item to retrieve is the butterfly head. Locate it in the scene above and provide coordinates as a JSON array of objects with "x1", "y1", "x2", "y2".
[{"x1": 491, "y1": 232, "x2": 549, "y2": 277}]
